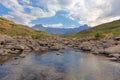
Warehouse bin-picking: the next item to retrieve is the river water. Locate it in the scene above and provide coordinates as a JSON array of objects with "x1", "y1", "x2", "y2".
[{"x1": 0, "y1": 47, "x2": 120, "y2": 80}]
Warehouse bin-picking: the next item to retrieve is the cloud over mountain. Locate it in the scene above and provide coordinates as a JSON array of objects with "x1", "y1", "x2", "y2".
[{"x1": 0, "y1": 0, "x2": 120, "y2": 27}]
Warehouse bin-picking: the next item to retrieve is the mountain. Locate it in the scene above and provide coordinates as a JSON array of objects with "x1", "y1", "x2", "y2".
[
  {"x1": 73, "y1": 19, "x2": 120, "y2": 38},
  {"x1": 0, "y1": 17, "x2": 51, "y2": 38},
  {"x1": 32, "y1": 24, "x2": 89, "y2": 36}
]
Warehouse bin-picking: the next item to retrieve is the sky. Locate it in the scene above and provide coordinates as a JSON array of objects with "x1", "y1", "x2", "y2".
[{"x1": 0, "y1": 0, "x2": 120, "y2": 28}]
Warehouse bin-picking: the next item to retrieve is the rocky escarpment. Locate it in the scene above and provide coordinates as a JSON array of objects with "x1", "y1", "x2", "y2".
[{"x1": 70, "y1": 37, "x2": 120, "y2": 62}]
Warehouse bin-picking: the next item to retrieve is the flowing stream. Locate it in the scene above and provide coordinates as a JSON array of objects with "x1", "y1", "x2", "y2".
[{"x1": 0, "y1": 47, "x2": 120, "y2": 80}]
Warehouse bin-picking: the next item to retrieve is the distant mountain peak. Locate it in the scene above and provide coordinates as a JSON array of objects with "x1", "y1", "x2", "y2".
[{"x1": 32, "y1": 24, "x2": 89, "y2": 36}]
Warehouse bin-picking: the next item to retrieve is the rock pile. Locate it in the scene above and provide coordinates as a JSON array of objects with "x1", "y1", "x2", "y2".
[
  {"x1": 0, "y1": 35, "x2": 65, "y2": 57},
  {"x1": 70, "y1": 37, "x2": 120, "y2": 62}
]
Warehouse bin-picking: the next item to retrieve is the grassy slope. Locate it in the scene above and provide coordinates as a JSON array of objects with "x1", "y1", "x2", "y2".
[
  {"x1": 73, "y1": 19, "x2": 120, "y2": 38},
  {"x1": 0, "y1": 17, "x2": 52, "y2": 38}
]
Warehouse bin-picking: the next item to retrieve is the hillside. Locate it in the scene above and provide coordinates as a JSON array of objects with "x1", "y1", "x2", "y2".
[
  {"x1": 73, "y1": 19, "x2": 120, "y2": 38},
  {"x1": 0, "y1": 17, "x2": 51, "y2": 38},
  {"x1": 32, "y1": 24, "x2": 89, "y2": 36}
]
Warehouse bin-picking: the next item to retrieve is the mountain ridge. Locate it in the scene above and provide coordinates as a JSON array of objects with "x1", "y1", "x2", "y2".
[
  {"x1": 73, "y1": 19, "x2": 120, "y2": 38},
  {"x1": 32, "y1": 24, "x2": 89, "y2": 36}
]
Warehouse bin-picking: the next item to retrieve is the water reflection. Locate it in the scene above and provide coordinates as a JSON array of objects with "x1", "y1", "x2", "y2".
[{"x1": 0, "y1": 47, "x2": 120, "y2": 80}]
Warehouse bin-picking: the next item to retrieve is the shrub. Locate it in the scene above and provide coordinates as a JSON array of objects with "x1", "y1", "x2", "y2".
[{"x1": 95, "y1": 33, "x2": 101, "y2": 38}]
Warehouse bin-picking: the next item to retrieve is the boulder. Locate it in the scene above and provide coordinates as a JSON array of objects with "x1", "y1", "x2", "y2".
[
  {"x1": 56, "y1": 52, "x2": 61, "y2": 55},
  {"x1": 19, "y1": 53, "x2": 27, "y2": 58},
  {"x1": 58, "y1": 49, "x2": 64, "y2": 53},
  {"x1": 108, "y1": 54, "x2": 120, "y2": 58},
  {"x1": 50, "y1": 43, "x2": 63, "y2": 51},
  {"x1": 11, "y1": 45, "x2": 24, "y2": 51},
  {"x1": 40, "y1": 47, "x2": 48, "y2": 52},
  {"x1": 114, "y1": 37, "x2": 120, "y2": 41},
  {"x1": 33, "y1": 46, "x2": 40, "y2": 52},
  {"x1": 0, "y1": 35, "x2": 13, "y2": 45},
  {"x1": 38, "y1": 41, "x2": 48, "y2": 46},
  {"x1": 9, "y1": 50, "x2": 20, "y2": 54},
  {"x1": 0, "y1": 49, "x2": 8, "y2": 56},
  {"x1": 79, "y1": 42, "x2": 92, "y2": 51},
  {"x1": 104, "y1": 45, "x2": 120, "y2": 54}
]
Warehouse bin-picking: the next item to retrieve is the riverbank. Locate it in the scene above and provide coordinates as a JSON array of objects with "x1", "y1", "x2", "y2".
[
  {"x1": 0, "y1": 35, "x2": 120, "y2": 63},
  {"x1": 69, "y1": 37, "x2": 120, "y2": 62},
  {"x1": 0, "y1": 35, "x2": 65, "y2": 63}
]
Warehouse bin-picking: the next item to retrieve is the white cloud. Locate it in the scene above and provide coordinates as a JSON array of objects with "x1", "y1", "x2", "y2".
[
  {"x1": 43, "y1": 23, "x2": 63, "y2": 28},
  {"x1": 0, "y1": 0, "x2": 120, "y2": 27},
  {"x1": 63, "y1": 0, "x2": 120, "y2": 26},
  {"x1": 19, "y1": 0, "x2": 30, "y2": 4},
  {"x1": 0, "y1": 0, "x2": 56, "y2": 27},
  {"x1": 67, "y1": 25, "x2": 76, "y2": 28}
]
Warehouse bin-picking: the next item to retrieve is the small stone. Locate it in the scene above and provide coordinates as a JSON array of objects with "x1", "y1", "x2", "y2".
[{"x1": 19, "y1": 53, "x2": 27, "y2": 58}]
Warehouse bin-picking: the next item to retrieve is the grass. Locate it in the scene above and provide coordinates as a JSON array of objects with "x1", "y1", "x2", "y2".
[
  {"x1": 0, "y1": 17, "x2": 52, "y2": 38},
  {"x1": 71, "y1": 19, "x2": 120, "y2": 38}
]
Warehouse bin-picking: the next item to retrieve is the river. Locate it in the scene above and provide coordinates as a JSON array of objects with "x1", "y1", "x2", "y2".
[{"x1": 0, "y1": 47, "x2": 120, "y2": 80}]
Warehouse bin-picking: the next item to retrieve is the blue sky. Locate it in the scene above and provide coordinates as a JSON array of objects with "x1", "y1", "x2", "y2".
[
  {"x1": 0, "y1": 0, "x2": 120, "y2": 28},
  {"x1": 31, "y1": 11, "x2": 80, "y2": 28}
]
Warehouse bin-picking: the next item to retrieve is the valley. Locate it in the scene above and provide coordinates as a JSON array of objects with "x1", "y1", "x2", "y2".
[{"x1": 0, "y1": 17, "x2": 120, "y2": 80}]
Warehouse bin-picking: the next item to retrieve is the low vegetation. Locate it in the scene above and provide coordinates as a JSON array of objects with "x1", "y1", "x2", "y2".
[
  {"x1": 0, "y1": 17, "x2": 52, "y2": 38},
  {"x1": 72, "y1": 19, "x2": 120, "y2": 38}
]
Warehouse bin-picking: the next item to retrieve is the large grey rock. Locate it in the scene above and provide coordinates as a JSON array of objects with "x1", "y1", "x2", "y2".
[
  {"x1": 79, "y1": 42, "x2": 92, "y2": 51},
  {"x1": 39, "y1": 47, "x2": 48, "y2": 52},
  {"x1": 9, "y1": 50, "x2": 20, "y2": 54},
  {"x1": 0, "y1": 49, "x2": 8, "y2": 56},
  {"x1": 114, "y1": 37, "x2": 120, "y2": 41},
  {"x1": 11, "y1": 45, "x2": 25, "y2": 51},
  {"x1": 108, "y1": 54, "x2": 120, "y2": 58},
  {"x1": 0, "y1": 35, "x2": 13, "y2": 45},
  {"x1": 104, "y1": 45, "x2": 120, "y2": 54},
  {"x1": 38, "y1": 41, "x2": 48, "y2": 46},
  {"x1": 19, "y1": 53, "x2": 27, "y2": 58},
  {"x1": 50, "y1": 43, "x2": 63, "y2": 51}
]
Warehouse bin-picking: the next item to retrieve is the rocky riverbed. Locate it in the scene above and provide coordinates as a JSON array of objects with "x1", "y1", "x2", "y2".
[
  {"x1": 0, "y1": 35, "x2": 120, "y2": 63},
  {"x1": 69, "y1": 37, "x2": 120, "y2": 62},
  {"x1": 0, "y1": 35, "x2": 65, "y2": 63}
]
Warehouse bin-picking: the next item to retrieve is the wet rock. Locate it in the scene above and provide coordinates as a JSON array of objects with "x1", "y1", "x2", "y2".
[
  {"x1": 56, "y1": 52, "x2": 61, "y2": 55},
  {"x1": 91, "y1": 47, "x2": 99, "y2": 55},
  {"x1": 114, "y1": 37, "x2": 120, "y2": 41},
  {"x1": 58, "y1": 49, "x2": 64, "y2": 53},
  {"x1": 0, "y1": 49, "x2": 8, "y2": 56},
  {"x1": 104, "y1": 45, "x2": 120, "y2": 54},
  {"x1": 26, "y1": 45, "x2": 34, "y2": 51},
  {"x1": 33, "y1": 46, "x2": 40, "y2": 52},
  {"x1": 24, "y1": 46, "x2": 32, "y2": 52},
  {"x1": 11, "y1": 45, "x2": 25, "y2": 51},
  {"x1": 40, "y1": 47, "x2": 48, "y2": 52},
  {"x1": 63, "y1": 41, "x2": 70, "y2": 45},
  {"x1": 38, "y1": 41, "x2": 48, "y2": 46},
  {"x1": 9, "y1": 50, "x2": 20, "y2": 54},
  {"x1": 50, "y1": 43, "x2": 63, "y2": 51},
  {"x1": 19, "y1": 53, "x2": 27, "y2": 58},
  {"x1": 108, "y1": 54, "x2": 120, "y2": 58},
  {"x1": 14, "y1": 57, "x2": 19, "y2": 60},
  {"x1": 109, "y1": 57, "x2": 118, "y2": 61},
  {"x1": 12, "y1": 60, "x2": 20, "y2": 65},
  {"x1": 79, "y1": 42, "x2": 92, "y2": 51},
  {"x1": 0, "y1": 35, "x2": 13, "y2": 45}
]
